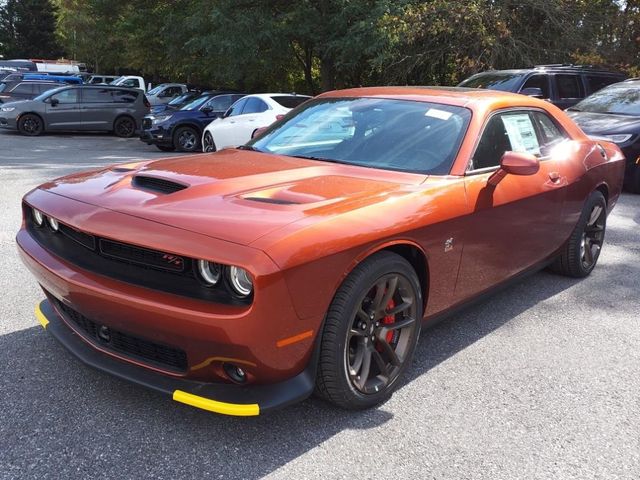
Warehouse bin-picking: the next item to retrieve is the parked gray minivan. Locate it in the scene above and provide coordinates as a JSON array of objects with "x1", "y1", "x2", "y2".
[{"x1": 0, "y1": 85, "x2": 150, "y2": 137}]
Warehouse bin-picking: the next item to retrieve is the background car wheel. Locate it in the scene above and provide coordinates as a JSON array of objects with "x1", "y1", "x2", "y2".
[
  {"x1": 316, "y1": 251, "x2": 422, "y2": 410},
  {"x1": 18, "y1": 114, "x2": 43, "y2": 136},
  {"x1": 550, "y1": 190, "x2": 607, "y2": 278},
  {"x1": 156, "y1": 145, "x2": 176, "y2": 152},
  {"x1": 203, "y1": 131, "x2": 216, "y2": 153},
  {"x1": 113, "y1": 116, "x2": 136, "y2": 138},
  {"x1": 173, "y1": 126, "x2": 200, "y2": 152}
]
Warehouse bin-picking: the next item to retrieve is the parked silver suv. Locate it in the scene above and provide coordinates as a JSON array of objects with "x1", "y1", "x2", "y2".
[{"x1": 0, "y1": 85, "x2": 150, "y2": 137}]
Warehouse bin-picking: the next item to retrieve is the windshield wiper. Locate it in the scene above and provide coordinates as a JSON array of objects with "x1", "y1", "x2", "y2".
[
  {"x1": 289, "y1": 154, "x2": 346, "y2": 165},
  {"x1": 236, "y1": 145, "x2": 262, "y2": 152}
]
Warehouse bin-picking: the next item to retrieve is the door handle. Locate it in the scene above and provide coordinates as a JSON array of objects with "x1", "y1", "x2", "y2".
[{"x1": 549, "y1": 172, "x2": 560, "y2": 182}]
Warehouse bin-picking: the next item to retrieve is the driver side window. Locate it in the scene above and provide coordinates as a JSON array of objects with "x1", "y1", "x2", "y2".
[
  {"x1": 50, "y1": 89, "x2": 79, "y2": 104},
  {"x1": 225, "y1": 98, "x2": 247, "y2": 117},
  {"x1": 471, "y1": 111, "x2": 541, "y2": 170}
]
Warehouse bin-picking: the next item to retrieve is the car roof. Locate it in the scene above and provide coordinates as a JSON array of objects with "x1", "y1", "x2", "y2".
[{"x1": 467, "y1": 66, "x2": 625, "y2": 76}]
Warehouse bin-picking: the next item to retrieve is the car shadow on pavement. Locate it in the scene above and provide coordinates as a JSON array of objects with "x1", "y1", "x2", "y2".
[{"x1": 0, "y1": 269, "x2": 590, "y2": 480}]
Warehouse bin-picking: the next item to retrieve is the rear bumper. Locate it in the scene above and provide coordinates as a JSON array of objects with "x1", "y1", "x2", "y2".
[{"x1": 36, "y1": 299, "x2": 316, "y2": 416}]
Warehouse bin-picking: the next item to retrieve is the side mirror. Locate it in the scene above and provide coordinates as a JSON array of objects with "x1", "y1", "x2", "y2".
[
  {"x1": 488, "y1": 151, "x2": 540, "y2": 186},
  {"x1": 520, "y1": 87, "x2": 544, "y2": 98},
  {"x1": 201, "y1": 106, "x2": 213, "y2": 114},
  {"x1": 50, "y1": 98, "x2": 59, "y2": 107},
  {"x1": 222, "y1": 109, "x2": 232, "y2": 118}
]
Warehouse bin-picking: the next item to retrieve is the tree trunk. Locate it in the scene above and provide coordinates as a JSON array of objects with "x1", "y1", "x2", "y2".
[{"x1": 320, "y1": 56, "x2": 336, "y2": 92}]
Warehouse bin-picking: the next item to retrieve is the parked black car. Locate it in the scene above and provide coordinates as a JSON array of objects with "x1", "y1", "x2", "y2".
[
  {"x1": 566, "y1": 79, "x2": 640, "y2": 193},
  {"x1": 0, "y1": 80, "x2": 63, "y2": 103},
  {"x1": 459, "y1": 65, "x2": 626, "y2": 109},
  {"x1": 140, "y1": 91, "x2": 245, "y2": 152},
  {"x1": 150, "y1": 90, "x2": 202, "y2": 115},
  {"x1": 0, "y1": 85, "x2": 150, "y2": 137}
]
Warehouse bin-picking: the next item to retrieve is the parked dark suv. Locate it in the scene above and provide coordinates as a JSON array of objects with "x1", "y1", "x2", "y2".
[
  {"x1": 0, "y1": 85, "x2": 150, "y2": 136},
  {"x1": 0, "y1": 80, "x2": 62, "y2": 103},
  {"x1": 140, "y1": 91, "x2": 245, "y2": 152},
  {"x1": 458, "y1": 65, "x2": 626, "y2": 109}
]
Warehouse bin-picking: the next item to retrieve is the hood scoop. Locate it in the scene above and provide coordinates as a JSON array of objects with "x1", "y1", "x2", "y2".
[
  {"x1": 244, "y1": 197, "x2": 299, "y2": 205},
  {"x1": 132, "y1": 175, "x2": 188, "y2": 194}
]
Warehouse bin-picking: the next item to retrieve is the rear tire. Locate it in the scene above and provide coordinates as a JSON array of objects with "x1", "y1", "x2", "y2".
[
  {"x1": 550, "y1": 190, "x2": 607, "y2": 278},
  {"x1": 18, "y1": 114, "x2": 43, "y2": 136},
  {"x1": 113, "y1": 116, "x2": 136, "y2": 138},
  {"x1": 315, "y1": 251, "x2": 422, "y2": 410},
  {"x1": 173, "y1": 126, "x2": 200, "y2": 152}
]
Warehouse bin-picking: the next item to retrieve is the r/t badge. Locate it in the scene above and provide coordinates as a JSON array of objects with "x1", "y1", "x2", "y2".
[{"x1": 444, "y1": 237, "x2": 454, "y2": 252}]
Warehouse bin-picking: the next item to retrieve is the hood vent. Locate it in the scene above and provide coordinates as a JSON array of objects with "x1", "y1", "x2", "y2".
[
  {"x1": 244, "y1": 196, "x2": 299, "y2": 205},
  {"x1": 132, "y1": 175, "x2": 188, "y2": 194}
]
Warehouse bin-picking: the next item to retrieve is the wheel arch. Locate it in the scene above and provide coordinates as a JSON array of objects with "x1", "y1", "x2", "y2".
[
  {"x1": 345, "y1": 240, "x2": 430, "y2": 312},
  {"x1": 594, "y1": 183, "x2": 609, "y2": 205}
]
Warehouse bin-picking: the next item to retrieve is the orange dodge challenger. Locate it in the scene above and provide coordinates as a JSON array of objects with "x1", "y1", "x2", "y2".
[{"x1": 17, "y1": 87, "x2": 625, "y2": 416}]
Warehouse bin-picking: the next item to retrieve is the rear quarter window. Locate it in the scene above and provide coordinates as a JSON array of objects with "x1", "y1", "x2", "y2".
[{"x1": 112, "y1": 89, "x2": 138, "y2": 103}]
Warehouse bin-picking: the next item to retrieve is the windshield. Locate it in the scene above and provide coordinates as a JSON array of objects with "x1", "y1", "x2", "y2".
[
  {"x1": 147, "y1": 85, "x2": 163, "y2": 95},
  {"x1": 459, "y1": 72, "x2": 525, "y2": 91},
  {"x1": 169, "y1": 93, "x2": 193, "y2": 105},
  {"x1": 571, "y1": 83, "x2": 640, "y2": 116},
  {"x1": 249, "y1": 97, "x2": 471, "y2": 175},
  {"x1": 109, "y1": 76, "x2": 124, "y2": 85},
  {"x1": 180, "y1": 95, "x2": 210, "y2": 111}
]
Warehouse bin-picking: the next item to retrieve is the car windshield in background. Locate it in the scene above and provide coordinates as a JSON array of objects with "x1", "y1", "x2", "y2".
[
  {"x1": 169, "y1": 93, "x2": 192, "y2": 105},
  {"x1": 180, "y1": 95, "x2": 209, "y2": 111},
  {"x1": 459, "y1": 72, "x2": 526, "y2": 91},
  {"x1": 249, "y1": 98, "x2": 471, "y2": 175},
  {"x1": 570, "y1": 84, "x2": 640, "y2": 116},
  {"x1": 147, "y1": 85, "x2": 163, "y2": 95},
  {"x1": 270, "y1": 95, "x2": 310, "y2": 108}
]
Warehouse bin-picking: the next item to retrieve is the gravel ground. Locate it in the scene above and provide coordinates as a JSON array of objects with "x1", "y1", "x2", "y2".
[{"x1": 1, "y1": 130, "x2": 639, "y2": 480}]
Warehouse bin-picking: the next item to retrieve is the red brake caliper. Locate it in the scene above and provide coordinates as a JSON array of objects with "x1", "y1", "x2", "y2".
[{"x1": 376, "y1": 298, "x2": 396, "y2": 352}]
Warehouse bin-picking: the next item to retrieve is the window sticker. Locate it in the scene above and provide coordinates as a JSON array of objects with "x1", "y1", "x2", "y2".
[
  {"x1": 425, "y1": 108, "x2": 452, "y2": 121},
  {"x1": 501, "y1": 114, "x2": 540, "y2": 155}
]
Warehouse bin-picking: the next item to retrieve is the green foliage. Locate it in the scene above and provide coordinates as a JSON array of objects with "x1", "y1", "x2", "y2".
[
  {"x1": 0, "y1": 0, "x2": 63, "y2": 59},
  {"x1": 11, "y1": 0, "x2": 640, "y2": 92}
]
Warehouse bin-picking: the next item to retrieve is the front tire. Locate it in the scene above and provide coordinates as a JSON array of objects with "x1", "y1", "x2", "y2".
[
  {"x1": 203, "y1": 131, "x2": 216, "y2": 153},
  {"x1": 316, "y1": 251, "x2": 422, "y2": 410},
  {"x1": 174, "y1": 126, "x2": 200, "y2": 152},
  {"x1": 550, "y1": 190, "x2": 607, "y2": 278},
  {"x1": 18, "y1": 114, "x2": 43, "y2": 136}
]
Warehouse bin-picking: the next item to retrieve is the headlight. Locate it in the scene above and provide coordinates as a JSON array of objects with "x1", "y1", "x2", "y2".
[
  {"x1": 32, "y1": 208, "x2": 44, "y2": 226},
  {"x1": 152, "y1": 115, "x2": 172, "y2": 124},
  {"x1": 197, "y1": 260, "x2": 221, "y2": 286},
  {"x1": 1, "y1": 106, "x2": 15, "y2": 112},
  {"x1": 48, "y1": 217, "x2": 59, "y2": 231},
  {"x1": 599, "y1": 134, "x2": 633, "y2": 144},
  {"x1": 228, "y1": 266, "x2": 253, "y2": 297}
]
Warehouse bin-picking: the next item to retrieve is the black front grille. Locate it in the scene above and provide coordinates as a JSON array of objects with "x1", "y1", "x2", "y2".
[
  {"x1": 23, "y1": 203, "x2": 251, "y2": 305},
  {"x1": 142, "y1": 118, "x2": 152, "y2": 129},
  {"x1": 132, "y1": 175, "x2": 187, "y2": 194},
  {"x1": 51, "y1": 296, "x2": 188, "y2": 372},
  {"x1": 99, "y1": 239, "x2": 185, "y2": 272}
]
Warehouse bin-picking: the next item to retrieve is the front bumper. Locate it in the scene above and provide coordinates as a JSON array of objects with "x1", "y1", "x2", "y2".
[
  {"x1": 36, "y1": 299, "x2": 317, "y2": 416},
  {"x1": 0, "y1": 115, "x2": 17, "y2": 129},
  {"x1": 139, "y1": 125, "x2": 173, "y2": 146}
]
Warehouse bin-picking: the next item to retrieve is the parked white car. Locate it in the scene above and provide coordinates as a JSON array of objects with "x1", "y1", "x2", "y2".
[
  {"x1": 110, "y1": 75, "x2": 148, "y2": 92},
  {"x1": 145, "y1": 83, "x2": 188, "y2": 106},
  {"x1": 201, "y1": 93, "x2": 311, "y2": 152}
]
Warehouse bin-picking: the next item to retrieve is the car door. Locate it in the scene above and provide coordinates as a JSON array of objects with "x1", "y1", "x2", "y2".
[
  {"x1": 552, "y1": 74, "x2": 584, "y2": 109},
  {"x1": 227, "y1": 97, "x2": 270, "y2": 145},
  {"x1": 208, "y1": 97, "x2": 249, "y2": 148},
  {"x1": 45, "y1": 88, "x2": 82, "y2": 130},
  {"x1": 79, "y1": 87, "x2": 116, "y2": 130},
  {"x1": 454, "y1": 109, "x2": 569, "y2": 301}
]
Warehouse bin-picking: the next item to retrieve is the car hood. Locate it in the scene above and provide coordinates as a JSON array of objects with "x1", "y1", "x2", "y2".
[
  {"x1": 38, "y1": 150, "x2": 423, "y2": 246},
  {"x1": 567, "y1": 111, "x2": 640, "y2": 134}
]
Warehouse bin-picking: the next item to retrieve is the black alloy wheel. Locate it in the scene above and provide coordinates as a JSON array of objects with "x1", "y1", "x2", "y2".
[
  {"x1": 316, "y1": 251, "x2": 422, "y2": 410},
  {"x1": 114, "y1": 116, "x2": 136, "y2": 138},
  {"x1": 203, "y1": 131, "x2": 216, "y2": 153},
  {"x1": 550, "y1": 190, "x2": 607, "y2": 278},
  {"x1": 174, "y1": 126, "x2": 200, "y2": 152},
  {"x1": 18, "y1": 114, "x2": 43, "y2": 136}
]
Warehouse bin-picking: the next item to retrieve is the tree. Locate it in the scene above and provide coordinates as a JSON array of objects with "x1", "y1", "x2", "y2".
[{"x1": 0, "y1": 0, "x2": 63, "y2": 59}]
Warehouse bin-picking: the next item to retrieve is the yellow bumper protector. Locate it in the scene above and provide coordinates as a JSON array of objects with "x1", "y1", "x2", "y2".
[
  {"x1": 35, "y1": 303, "x2": 49, "y2": 329},
  {"x1": 172, "y1": 390, "x2": 260, "y2": 416}
]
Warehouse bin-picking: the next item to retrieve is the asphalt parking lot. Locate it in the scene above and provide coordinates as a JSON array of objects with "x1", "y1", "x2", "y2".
[{"x1": 1, "y1": 130, "x2": 639, "y2": 480}]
